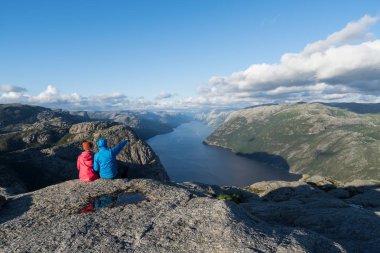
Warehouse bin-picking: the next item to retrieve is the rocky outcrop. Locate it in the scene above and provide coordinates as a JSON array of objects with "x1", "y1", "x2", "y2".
[
  {"x1": 1, "y1": 176, "x2": 378, "y2": 252},
  {"x1": 245, "y1": 176, "x2": 380, "y2": 252},
  {"x1": 67, "y1": 121, "x2": 169, "y2": 182},
  {"x1": 0, "y1": 104, "x2": 84, "y2": 152},
  {"x1": 0, "y1": 178, "x2": 346, "y2": 253},
  {"x1": 0, "y1": 104, "x2": 169, "y2": 194},
  {"x1": 2, "y1": 121, "x2": 168, "y2": 193}
]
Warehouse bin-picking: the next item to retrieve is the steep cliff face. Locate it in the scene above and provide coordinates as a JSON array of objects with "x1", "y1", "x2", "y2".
[
  {"x1": 205, "y1": 103, "x2": 380, "y2": 182},
  {"x1": 1, "y1": 177, "x2": 378, "y2": 252},
  {"x1": 0, "y1": 104, "x2": 169, "y2": 194}
]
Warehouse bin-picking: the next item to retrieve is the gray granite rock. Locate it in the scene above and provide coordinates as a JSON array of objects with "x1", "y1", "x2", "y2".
[
  {"x1": 0, "y1": 179, "x2": 345, "y2": 253},
  {"x1": 244, "y1": 178, "x2": 380, "y2": 252}
]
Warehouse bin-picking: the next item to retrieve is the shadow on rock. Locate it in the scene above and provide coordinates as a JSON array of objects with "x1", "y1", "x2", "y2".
[
  {"x1": 243, "y1": 180, "x2": 380, "y2": 252},
  {"x1": 0, "y1": 179, "x2": 348, "y2": 252},
  {"x1": 0, "y1": 194, "x2": 32, "y2": 224}
]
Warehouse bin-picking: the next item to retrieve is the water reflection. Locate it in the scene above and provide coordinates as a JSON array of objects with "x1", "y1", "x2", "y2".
[{"x1": 79, "y1": 192, "x2": 145, "y2": 213}]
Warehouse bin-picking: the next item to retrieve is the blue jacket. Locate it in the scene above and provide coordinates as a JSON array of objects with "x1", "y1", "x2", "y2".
[{"x1": 94, "y1": 139, "x2": 128, "y2": 179}]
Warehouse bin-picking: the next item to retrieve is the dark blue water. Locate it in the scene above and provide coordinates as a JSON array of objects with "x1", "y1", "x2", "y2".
[{"x1": 147, "y1": 121, "x2": 300, "y2": 187}]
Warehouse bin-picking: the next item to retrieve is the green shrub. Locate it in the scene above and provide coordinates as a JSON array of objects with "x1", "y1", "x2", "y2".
[{"x1": 216, "y1": 194, "x2": 242, "y2": 203}]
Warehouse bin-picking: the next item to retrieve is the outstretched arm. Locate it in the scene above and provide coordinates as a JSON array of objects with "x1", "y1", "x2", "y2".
[{"x1": 111, "y1": 140, "x2": 128, "y2": 156}]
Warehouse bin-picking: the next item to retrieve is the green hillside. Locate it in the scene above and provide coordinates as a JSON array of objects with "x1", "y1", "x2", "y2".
[{"x1": 205, "y1": 103, "x2": 380, "y2": 181}]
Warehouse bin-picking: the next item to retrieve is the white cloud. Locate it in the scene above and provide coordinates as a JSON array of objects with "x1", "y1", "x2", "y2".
[
  {"x1": 26, "y1": 85, "x2": 83, "y2": 106},
  {"x1": 304, "y1": 15, "x2": 378, "y2": 54},
  {"x1": 0, "y1": 91, "x2": 27, "y2": 102},
  {"x1": 200, "y1": 15, "x2": 380, "y2": 106},
  {"x1": 0, "y1": 85, "x2": 186, "y2": 110},
  {"x1": 1, "y1": 15, "x2": 380, "y2": 110}
]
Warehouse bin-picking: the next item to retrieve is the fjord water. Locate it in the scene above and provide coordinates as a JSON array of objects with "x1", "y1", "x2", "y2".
[{"x1": 147, "y1": 121, "x2": 300, "y2": 186}]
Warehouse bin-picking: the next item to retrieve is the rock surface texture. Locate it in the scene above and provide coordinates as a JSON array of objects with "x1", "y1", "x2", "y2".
[
  {"x1": 245, "y1": 175, "x2": 380, "y2": 252},
  {"x1": 0, "y1": 178, "x2": 355, "y2": 253}
]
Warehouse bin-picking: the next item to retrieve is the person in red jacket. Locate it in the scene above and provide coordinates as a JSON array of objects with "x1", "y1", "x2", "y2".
[{"x1": 77, "y1": 141, "x2": 99, "y2": 182}]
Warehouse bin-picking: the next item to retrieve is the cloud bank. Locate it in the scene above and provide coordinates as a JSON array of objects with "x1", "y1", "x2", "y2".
[
  {"x1": 198, "y1": 15, "x2": 380, "y2": 106},
  {"x1": 0, "y1": 85, "x2": 202, "y2": 110},
  {"x1": 0, "y1": 85, "x2": 129, "y2": 110},
  {"x1": 1, "y1": 15, "x2": 380, "y2": 110}
]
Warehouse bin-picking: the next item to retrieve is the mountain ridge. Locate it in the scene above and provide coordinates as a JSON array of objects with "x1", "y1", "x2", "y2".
[{"x1": 205, "y1": 103, "x2": 380, "y2": 182}]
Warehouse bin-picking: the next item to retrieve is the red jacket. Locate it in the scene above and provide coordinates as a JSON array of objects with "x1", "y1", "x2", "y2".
[{"x1": 77, "y1": 151, "x2": 99, "y2": 182}]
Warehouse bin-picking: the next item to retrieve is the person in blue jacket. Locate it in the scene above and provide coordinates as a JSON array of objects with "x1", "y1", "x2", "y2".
[{"x1": 94, "y1": 138, "x2": 128, "y2": 179}]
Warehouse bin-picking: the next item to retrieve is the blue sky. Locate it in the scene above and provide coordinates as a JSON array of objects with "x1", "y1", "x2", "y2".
[{"x1": 1, "y1": 0, "x2": 380, "y2": 110}]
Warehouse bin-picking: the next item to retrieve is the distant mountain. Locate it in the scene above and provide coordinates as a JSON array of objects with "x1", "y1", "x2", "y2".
[
  {"x1": 195, "y1": 109, "x2": 233, "y2": 128},
  {"x1": 0, "y1": 103, "x2": 87, "y2": 152},
  {"x1": 71, "y1": 110, "x2": 192, "y2": 140},
  {"x1": 205, "y1": 103, "x2": 380, "y2": 182},
  {"x1": 322, "y1": 102, "x2": 380, "y2": 114}
]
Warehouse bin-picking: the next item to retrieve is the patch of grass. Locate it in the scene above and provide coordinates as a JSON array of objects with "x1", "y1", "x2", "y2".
[{"x1": 216, "y1": 194, "x2": 243, "y2": 203}]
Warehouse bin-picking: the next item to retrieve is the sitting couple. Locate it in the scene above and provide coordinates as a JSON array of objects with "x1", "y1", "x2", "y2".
[{"x1": 77, "y1": 138, "x2": 128, "y2": 182}]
